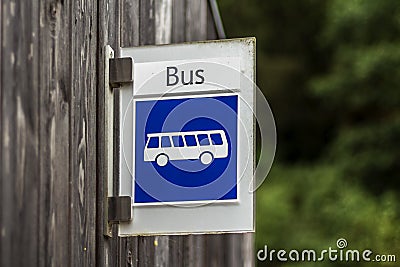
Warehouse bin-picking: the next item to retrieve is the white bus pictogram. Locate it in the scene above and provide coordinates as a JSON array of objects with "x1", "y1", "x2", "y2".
[{"x1": 144, "y1": 130, "x2": 229, "y2": 166}]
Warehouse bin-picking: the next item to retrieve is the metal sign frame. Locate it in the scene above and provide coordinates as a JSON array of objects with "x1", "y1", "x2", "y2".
[{"x1": 117, "y1": 38, "x2": 255, "y2": 236}]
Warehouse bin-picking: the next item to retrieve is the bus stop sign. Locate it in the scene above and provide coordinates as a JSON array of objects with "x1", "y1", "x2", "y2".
[
  {"x1": 118, "y1": 38, "x2": 255, "y2": 235},
  {"x1": 135, "y1": 95, "x2": 238, "y2": 204}
]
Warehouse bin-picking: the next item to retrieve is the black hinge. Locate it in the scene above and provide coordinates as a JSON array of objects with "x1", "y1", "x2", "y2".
[
  {"x1": 108, "y1": 196, "x2": 132, "y2": 223},
  {"x1": 109, "y1": 57, "x2": 133, "y2": 88}
]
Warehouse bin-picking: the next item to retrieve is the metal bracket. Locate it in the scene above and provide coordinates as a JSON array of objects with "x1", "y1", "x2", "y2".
[
  {"x1": 109, "y1": 57, "x2": 133, "y2": 87},
  {"x1": 108, "y1": 196, "x2": 133, "y2": 223},
  {"x1": 103, "y1": 45, "x2": 114, "y2": 237},
  {"x1": 104, "y1": 46, "x2": 134, "y2": 237}
]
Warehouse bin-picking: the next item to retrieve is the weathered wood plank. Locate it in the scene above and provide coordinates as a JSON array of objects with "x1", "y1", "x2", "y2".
[
  {"x1": 38, "y1": 0, "x2": 71, "y2": 266},
  {"x1": 205, "y1": 234, "x2": 225, "y2": 267},
  {"x1": 183, "y1": 235, "x2": 205, "y2": 267},
  {"x1": 138, "y1": 236, "x2": 156, "y2": 266},
  {"x1": 97, "y1": 1, "x2": 120, "y2": 265},
  {"x1": 119, "y1": 1, "x2": 140, "y2": 266},
  {"x1": 168, "y1": 235, "x2": 185, "y2": 266},
  {"x1": 242, "y1": 233, "x2": 255, "y2": 266},
  {"x1": 119, "y1": 237, "x2": 139, "y2": 267},
  {"x1": 139, "y1": 0, "x2": 155, "y2": 45},
  {"x1": 121, "y1": 0, "x2": 140, "y2": 47},
  {"x1": 136, "y1": 1, "x2": 157, "y2": 265},
  {"x1": 0, "y1": 0, "x2": 40, "y2": 266},
  {"x1": 155, "y1": 0, "x2": 172, "y2": 44},
  {"x1": 1, "y1": 1, "x2": 254, "y2": 267},
  {"x1": 69, "y1": 0, "x2": 98, "y2": 265},
  {"x1": 154, "y1": 236, "x2": 170, "y2": 266},
  {"x1": 185, "y1": 0, "x2": 207, "y2": 41},
  {"x1": 171, "y1": 0, "x2": 185, "y2": 43}
]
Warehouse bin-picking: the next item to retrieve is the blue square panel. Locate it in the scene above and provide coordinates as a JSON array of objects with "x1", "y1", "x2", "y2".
[{"x1": 134, "y1": 94, "x2": 238, "y2": 204}]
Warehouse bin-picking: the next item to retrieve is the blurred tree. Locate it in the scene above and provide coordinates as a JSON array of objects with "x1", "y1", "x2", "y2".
[
  {"x1": 218, "y1": 0, "x2": 400, "y2": 266},
  {"x1": 219, "y1": 0, "x2": 400, "y2": 192},
  {"x1": 219, "y1": 0, "x2": 333, "y2": 162},
  {"x1": 311, "y1": 0, "x2": 400, "y2": 194},
  {"x1": 256, "y1": 164, "x2": 400, "y2": 267}
]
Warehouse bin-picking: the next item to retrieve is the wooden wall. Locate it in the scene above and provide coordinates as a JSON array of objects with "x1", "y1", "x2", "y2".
[{"x1": 0, "y1": 0, "x2": 254, "y2": 266}]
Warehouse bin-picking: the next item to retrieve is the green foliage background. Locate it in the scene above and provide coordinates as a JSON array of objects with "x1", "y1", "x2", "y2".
[{"x1": 218, "y1": 0, "x2": 400, "y2": 266}]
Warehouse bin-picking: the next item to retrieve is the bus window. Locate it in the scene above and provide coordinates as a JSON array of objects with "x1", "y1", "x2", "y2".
[
  {"x1": 197, "y1": 134, "x2": 210, "y2": 146},
  {"x1": 210, "y1": 133, "x2": 223, "y2": 145},
  {"x1": 184, "y1": 135, "x2": 197, "y2": 146},
  {"x1": 147, "y1": 136, "x2": 159, "y2": 148},
  {"x1": 172, "y1": 135, "x2": 185, "y2": 147},
  {"x1": 161, "y1": 136, "x2": 171, "y2": 147}
]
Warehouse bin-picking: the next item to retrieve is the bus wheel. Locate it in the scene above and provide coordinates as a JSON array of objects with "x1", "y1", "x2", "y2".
[
  {"x1": 200, "y1": 152, "x2": 213, "y2": 165},
  {"x1": 156, "y1": 154, "x2": 168, "y2": 166}
]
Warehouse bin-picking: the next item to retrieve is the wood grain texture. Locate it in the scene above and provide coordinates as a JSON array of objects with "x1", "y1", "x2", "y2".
[
  {"x1": 97, "y1": 0, "x2": 121, "y2": 265},
  {"x1": 119, "y1": 1, "x2": 140, "y2": 265},
  {"x1": 171, "y1": 0, "x2": 185, "y2": 43},
  {"x1": 183, "y1": 235, "x2": 205, "y2": 267},
  {"x1": 155, "y1": 0, "x2": 172, "y2": 44},
  {"x1": 1, "y1": 0, "x2": 40, "y2": 266},
  {"x1": 70, "y1": 0, "x2": 98, "y2": 265},
  {"x1": 139, "y1": 0, "x2": 155, "y2": 45},
  {"x1": 0, "y1": 0, "x2": 254, "y2": 266},
  {"x1": 121, "y1": 0, "x2": 140, "y2": 47},
  {"x1": 1, "y1": 0, "x2": 99, "y2": 265},
  {"x1": 38, "y1": 0, "x2": 70, "y2": 266},
  {"x1": 185, "y1": 0, "x2": 208, "y2": 41}
]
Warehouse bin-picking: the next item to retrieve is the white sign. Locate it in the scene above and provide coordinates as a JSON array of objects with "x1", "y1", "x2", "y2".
[
  {"x1": 134, "y1": 57, "x2": 240, "y2": 95},
  {"x1": 118, "y1": 38, "x2": 255, "y2": 235}
]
